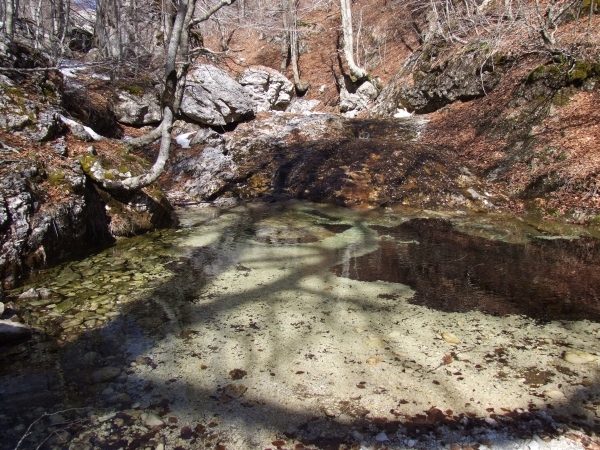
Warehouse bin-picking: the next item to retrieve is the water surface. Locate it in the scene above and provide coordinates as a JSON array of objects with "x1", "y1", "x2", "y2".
[{"x1": 2, "y1": 202, "x2": 600, "y2": 449}]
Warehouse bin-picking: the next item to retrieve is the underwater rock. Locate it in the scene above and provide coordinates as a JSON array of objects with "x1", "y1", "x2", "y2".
[
  {"x1": 91, "y1": 366, "x2": 122, "y2": 384},
  {"x1": 223, "y1": 384, "x2": 247, "y2": 399},
  {"x1": 142, "y1": 413, "x2": 165, "y2": 430},
  {"x1": 442, "y1": 332, "x2": 461, "y2": 344},
  {"x1": 18, "y1": 288, "x2": 40, "y2": 299},
  {"x1": 0, "y1": 320, "x2": 32, "y2": 344}
]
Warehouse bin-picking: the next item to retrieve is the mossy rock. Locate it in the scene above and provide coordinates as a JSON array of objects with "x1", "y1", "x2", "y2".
[
  {"x1": 48, "y1": 169, "x2": 66, "y2": 186},
  {"x1": 568, "y1": 61, "x2": 592, "y2": 83},
  {"x1": 527, "y1": 64, "x2": 564, "y2": 84},
  {"x1": 79, "y1": 154, "x2": 96, "y2": 173}
]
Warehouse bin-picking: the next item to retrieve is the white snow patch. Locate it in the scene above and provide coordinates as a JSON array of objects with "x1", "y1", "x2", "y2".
[
  {"x1": 59, "y1": 115, "x2": 104, "y2": 140},
  {"x1": 393, "y1": 107, "x2": 413, "y2": 118},
  {"x1": 176, "y1": 131, "x2": 196, "y2": 149}
]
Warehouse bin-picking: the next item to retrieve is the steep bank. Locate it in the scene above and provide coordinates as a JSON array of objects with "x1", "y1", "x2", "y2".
[{"x1": 0, "y1": 44, "x2": 175, "y2": 289}]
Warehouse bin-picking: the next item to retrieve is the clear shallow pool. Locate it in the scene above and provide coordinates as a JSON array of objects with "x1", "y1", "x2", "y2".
[{"x1": 2, "y1": 202, "x2": 600, "y2": 449}]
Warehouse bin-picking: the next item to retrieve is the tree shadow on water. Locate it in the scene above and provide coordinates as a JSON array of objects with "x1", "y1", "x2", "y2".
[{"x1": 1, "y1": 204, "x2": 600, "y2": 450}]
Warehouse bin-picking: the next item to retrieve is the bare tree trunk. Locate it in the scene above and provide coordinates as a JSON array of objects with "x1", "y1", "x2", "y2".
[
  {"x1": 5, "y1": 0, "x2": 16, "y2": 38},
  {"x1": 339, "y1": 0, "x2": 368, "y2": 81},
  {"x1": 281, "y1": 0, "x2": 308, "y2": 93},
  {"x1": 288, "y1": 0, "x2": 308, "y2": 93},
  {"x1": 280, "y1": 0, "x2": 289, "y2": 73},
  {"x1": 57, "y1": 0, "x2": 71, "y2": 59}
]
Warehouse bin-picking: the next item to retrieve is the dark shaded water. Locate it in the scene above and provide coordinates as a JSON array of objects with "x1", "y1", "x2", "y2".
[{"x1": 332, "y1": 218, "x2": 600, "y2": 322}]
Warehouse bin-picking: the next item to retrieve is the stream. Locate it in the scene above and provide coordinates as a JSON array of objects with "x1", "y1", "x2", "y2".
[{"x1": 1, "y1": 201, "x2": 600, "y2": 450}]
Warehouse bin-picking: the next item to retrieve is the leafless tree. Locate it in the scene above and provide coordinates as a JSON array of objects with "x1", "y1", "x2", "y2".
[
  {"x1": 339, "y1": 0, "x2": 368, "y2": 81},
  {"x1": 281, "y1": 0, "x2": 309, "y2": 93},
  {"x1": 85, "y1": 0, "x2": 237, "y2": 191},
  {"x1": 1, "y1": 0, "x2": 18, "y2": 37}
]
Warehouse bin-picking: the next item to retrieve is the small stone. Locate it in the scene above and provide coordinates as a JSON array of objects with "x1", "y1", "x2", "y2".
[
  {"x1": 366, "y1": 356, "x2": 382, "y2": 365},
  {"x1": 101, "y1": 387, "x2": 115, "y2": 396},
  {"x1": 181, "y1": 425, "x2": 193, "y2": 439},
  {"x1": 442, "y1": 332, "x2": 461, "y2": 344},
  {"x1": 563, "y1": 350, "x2": 596, "y2": 364},
  {"x1": 351, "y1": 430, "x2": 364, "y2": 441},
  {"x1": 117, "y1": 393, "x2": 131, "y2": 403},
  {"x1": 114, "y1": 418, "x2": 124, "y2": 427},
  {"x1": 91, "y1": 366, "x2": 121, "y2": 384},
  {"x1": 0, "y1": 302, "x2": 4, "y2": 317},
  {"x1": 135, "y1": 356, "x2": 153, "y2": 365},
  {"x1": 87, "y1": 146, "x2": 96, "y2": 155},
  {"x1": 229, "y1": 368, "x2": 247, "y2": 380},
  {"x1": 375, "y1": 432, "x2": 389, "y2": 442},
  {"x1": 19, "y1": 288, "x2": 40, "y2": 299},
  {"x1": 543, "y1": 389, "x2": 565, "y2": 400},
  {"x1": 63, "y1": 318, "x2": 83, "y2": 329},
  {"x1": 526, "y1": 439, "x2": 540, "y2": 450},
  {"x1": 98, "y1": 412, "x2": 116, "y2": 422},
  {"x1": 223, "y1": 384, "x2": 247, "y2": 399},
  {"x1": 143, "y1": 413, "x2": 165, "y2": 430}
]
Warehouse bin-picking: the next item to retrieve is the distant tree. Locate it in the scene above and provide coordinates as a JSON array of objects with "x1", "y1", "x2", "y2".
[{"x1": 280, "y1": 0, "x2": 308, "y2": 93}]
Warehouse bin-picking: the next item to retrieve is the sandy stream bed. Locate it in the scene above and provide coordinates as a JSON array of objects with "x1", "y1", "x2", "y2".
[{"x1": 2, "y1": 202, "x2": 600, "y2": 450}]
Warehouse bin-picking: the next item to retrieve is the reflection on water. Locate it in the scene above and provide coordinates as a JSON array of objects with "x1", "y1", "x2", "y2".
[{"x1": 332, "y1": 218, "x2": 600, "y2": 322}]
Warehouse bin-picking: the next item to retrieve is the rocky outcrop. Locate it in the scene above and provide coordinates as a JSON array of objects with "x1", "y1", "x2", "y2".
[
  {"x1": 0, "y1": 161, "x2": 108, "y2": 288},
  {"x1": 113, "y1": 89, "x2": 162, "y2": 125},
  {"x1": 162, "y1": 112, "x2": 496, "y2": 211},
  {"x1": 239, "y1": 66, "x2": 294, "y2": 113},
  {"x1": 0, "y1": 43, "x2": 176, "y2": 288},
  {"x1": 181, "y1": 65, "x2": 255, "y2": 126},
  {"x1": 375, "y1": 47, "x2": 509, "y2": 115}
]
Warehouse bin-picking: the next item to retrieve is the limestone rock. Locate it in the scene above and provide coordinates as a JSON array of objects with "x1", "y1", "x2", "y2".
[
  {"x1": 543, "y1": 389, "x2": 565, "y2": 400},
  {"x1": 30, "y1": 107, "x2": 66, "y2": 142},
  {"x1": 239, "y1": 66, "x2": 294, "y2": 112},
  {"x1": 181, "y1": 64, "x2": 255, "y2": 126},
  {"x1": 0, "y1": 320, "x2": 32, "y2": 344},
  {"x1": 287, "y1": 99, "x2": 321, "y2": 114},
  {"x1": 375, "y1": 46, "x2": 504, "y2": 115},
  {"x1": 113, "y1": 90, "x2": 162, "y2": 125},
  {"x1": 339, "y1": 79, "x2": 377, "y2": 117}
]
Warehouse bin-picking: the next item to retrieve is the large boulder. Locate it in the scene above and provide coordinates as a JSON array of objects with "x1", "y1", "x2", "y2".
[
  {"x1": 113, "y1": 90, "x2": 162, "y2": 125},
  {"x1": 181, "y1": 65, "x2": 255, "y2": 126},
  {"x1": 339, "y1": 79, "x2": 378, "y2": 117},
  {"x1": 239, "y1": 66, "x2": 294, "y2": 112}
]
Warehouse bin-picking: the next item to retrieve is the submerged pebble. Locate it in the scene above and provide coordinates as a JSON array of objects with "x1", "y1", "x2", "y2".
[
  {"x1": 563, "y1": 350, "x2": 596, "y2": 364},
  {"x1": 441, "y1": 332, "x2": 461, "y2": 344}
]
